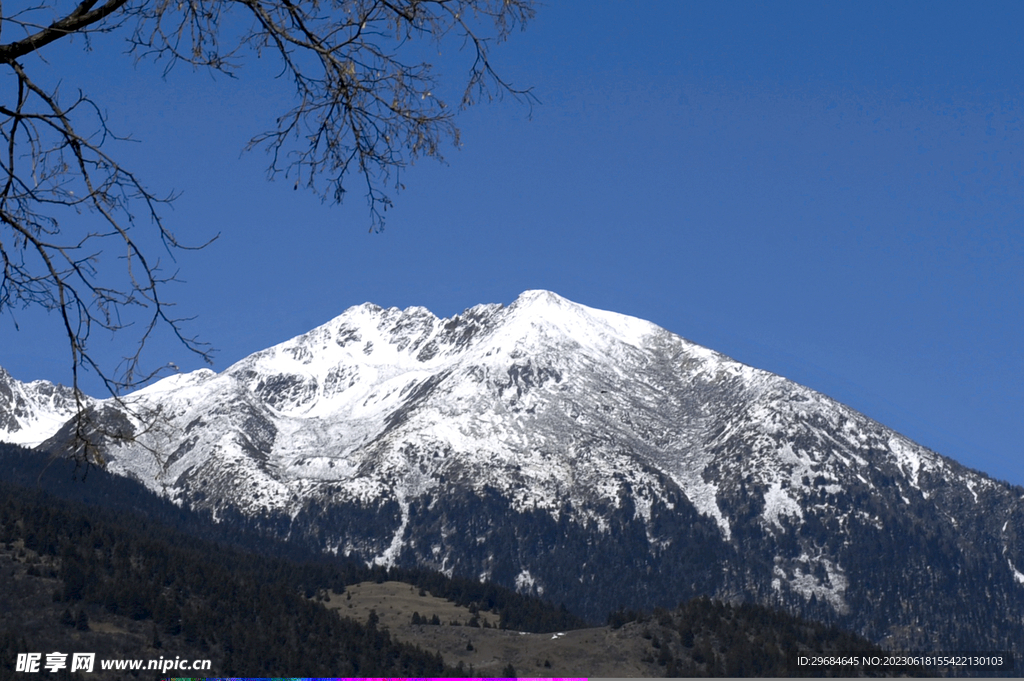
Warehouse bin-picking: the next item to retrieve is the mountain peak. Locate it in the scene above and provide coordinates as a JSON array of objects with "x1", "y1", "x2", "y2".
[
  {"x1": 497, "y1": 290, "x2": 658, "y2": 353},
  {"x1": 512, "y1": 289, "x2": 568, "y2": 307}
]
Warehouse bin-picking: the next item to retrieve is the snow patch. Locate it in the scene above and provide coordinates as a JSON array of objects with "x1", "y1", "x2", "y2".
[
  {"x1": 371, "y1": 493, "x2": 409, "y2": 568},
  {"x1": 772, "y1": 558, "x2": 849, "y2": 614},
  {"x1": 686, "y1": 479, "x2": 732, "y2": 540},
  {"x1": 763, "y1": 480, "x2": 804, "y2": 530},
  {"x1": 514, "y1": 569, "x2": 543, "y2": 595},
  {"x1": 515, "y1": 569, "x2": 535, "y2": 592},
  {"x1": 1008, "y1": 559, "x2": 1024, "y2": 585}
]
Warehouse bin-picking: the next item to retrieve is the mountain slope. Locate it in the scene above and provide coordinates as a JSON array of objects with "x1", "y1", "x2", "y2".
[{"x1": 7, "y1": 290, "x2": 1024, "y2": 653}]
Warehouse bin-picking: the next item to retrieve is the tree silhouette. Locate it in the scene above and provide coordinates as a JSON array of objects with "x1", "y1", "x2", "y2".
[{"x1": 0, "y1": 0, "x2": 535, "y2": 464}]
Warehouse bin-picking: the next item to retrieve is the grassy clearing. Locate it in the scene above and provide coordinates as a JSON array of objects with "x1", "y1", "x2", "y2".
[{"x1": 321, "y1": 581, "x2": 661, "y2": 676}]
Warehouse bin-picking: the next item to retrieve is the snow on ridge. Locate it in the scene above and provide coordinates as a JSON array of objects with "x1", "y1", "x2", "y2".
[
  {"x1": 127, "y1": 368, "x2": 217, "y2": 398},
  {"x1": 139, "y1": 292, "x2": 717, "y2": 422},
  {"x1": 204, "y1": 290, "x2": 678, "y2": 424},
  {"x1": 889, "y1": 435, "x2": 923, "y2": 488},
  {"x1": 508, "y1": 290, "x2": 658, "y2": 350},
  {"x1": 887, "y1": 433, "x2": 948, "y2": 490}
]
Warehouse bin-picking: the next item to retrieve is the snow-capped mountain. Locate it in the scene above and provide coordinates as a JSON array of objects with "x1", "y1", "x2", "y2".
[
  {"x1": 6, "y1": 290, "x2": 1024, "y2": 652},
  {"x1": 0, "y1": 367, "x2": 86, "y2": 447}
]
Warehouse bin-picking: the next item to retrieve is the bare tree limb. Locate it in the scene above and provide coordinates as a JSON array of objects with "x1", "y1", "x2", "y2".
[
  {"x1": 0, "y1": 0, "x2": 132, "y2": 61},
  {"x1": 0, "y1": 0, "x2": 535, "y2": 466}
]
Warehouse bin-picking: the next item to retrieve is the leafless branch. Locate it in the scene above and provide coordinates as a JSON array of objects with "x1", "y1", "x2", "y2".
[
  {"x1": 0, "y1": 56, "x2": 215, "y2": 464},
  {"x1": 0, "y1": 0, "x2": 534, "y2": 466}
]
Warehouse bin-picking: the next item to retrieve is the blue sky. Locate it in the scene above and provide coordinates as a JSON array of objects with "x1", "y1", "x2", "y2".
[{"x1": 3, "y1": 2, "x2": 1023, "y2": 486}]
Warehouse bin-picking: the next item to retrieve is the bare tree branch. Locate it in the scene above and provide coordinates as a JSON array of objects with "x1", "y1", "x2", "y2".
[
  {"x1": 0, "y1": 0, "x2": 132, "y2": 61},
  {"x1": 0, "y1": 0, "x2": 535, "y2": 466}
]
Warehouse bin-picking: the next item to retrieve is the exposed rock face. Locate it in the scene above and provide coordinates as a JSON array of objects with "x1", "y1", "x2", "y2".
[{"x1": 7, "y1": 290, "x2": 1024, "y2": 652}]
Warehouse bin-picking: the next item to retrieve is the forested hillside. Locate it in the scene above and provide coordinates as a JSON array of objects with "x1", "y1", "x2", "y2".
[
  {"x1": 0, "y1": 444, "x2": 587, "y2": 678},
  {"x1": 3, "y1": 443, "x2": 1000, "y2": 677}
]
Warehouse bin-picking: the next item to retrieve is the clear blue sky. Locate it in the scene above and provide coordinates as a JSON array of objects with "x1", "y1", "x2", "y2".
[{"x1": 3, "y1": 2, "x2": 1022, "y2": 486}]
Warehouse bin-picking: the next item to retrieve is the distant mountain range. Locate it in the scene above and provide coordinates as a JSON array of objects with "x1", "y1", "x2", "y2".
[{"x1": 3, "y1": 290, "x2": 1023, "y2": 655}]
